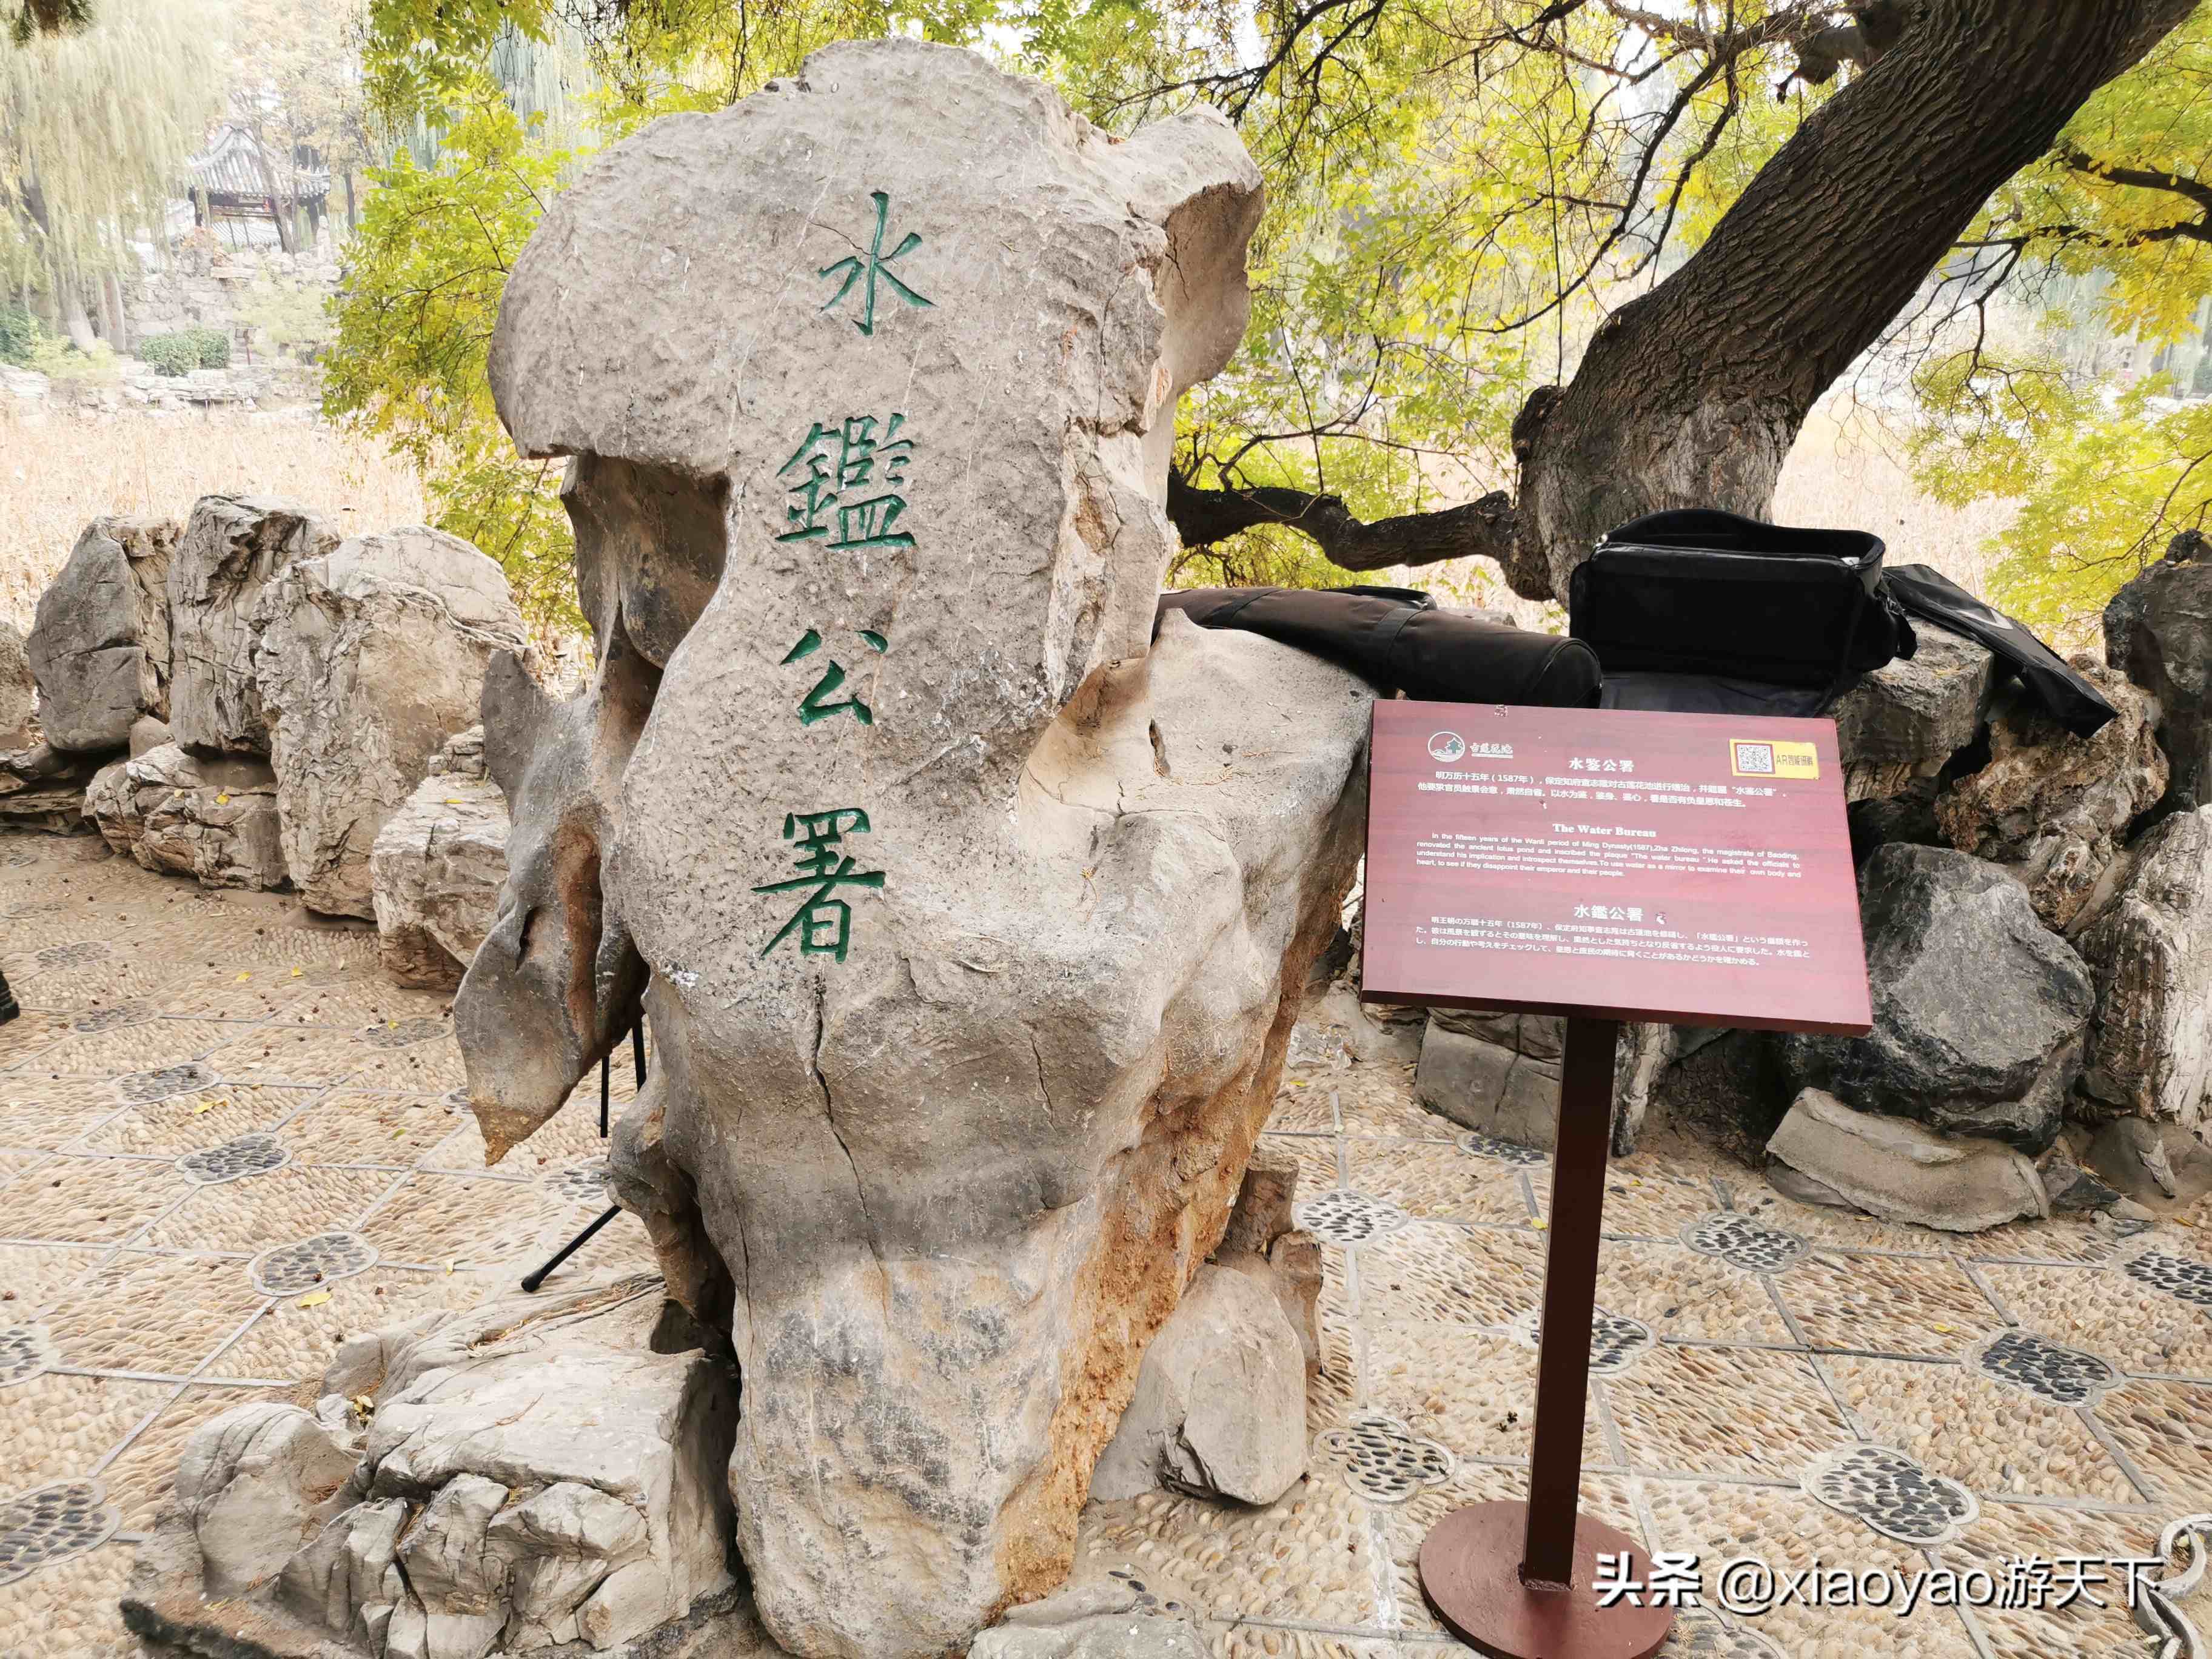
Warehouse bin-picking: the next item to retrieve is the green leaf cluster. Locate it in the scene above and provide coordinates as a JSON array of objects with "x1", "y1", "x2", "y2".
[{"x1": 138, "y1": 324, "x2": 228, "y2": 375}]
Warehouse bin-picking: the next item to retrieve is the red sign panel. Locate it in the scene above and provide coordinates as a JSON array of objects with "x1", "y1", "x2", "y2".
[{"x1": 1362, "y1": 700, "x2": 1872, "y2": 1034}]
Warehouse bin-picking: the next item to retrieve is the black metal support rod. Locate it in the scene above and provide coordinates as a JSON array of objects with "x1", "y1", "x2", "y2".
[
  {"x1": 520, "y1": 1204, "x2": 620, "y2": 1293},
  {"x1": 1520, "y1": 1014, "x2": 1620, "y2": 1591}
]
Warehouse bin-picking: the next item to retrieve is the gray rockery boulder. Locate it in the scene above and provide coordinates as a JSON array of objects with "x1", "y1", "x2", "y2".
[
  {"x1": 254, "y1": 528, "x2": 531, "y2": 917},
  {"x1": 25, "y1": 514, "x2": 178, "y2": 752},
  {"x1": 122, "y1": 1275, "x2": 737, "y2": 1659},
  {"x1": 1416, "y1": 1008, "x2": 1563, "y2": 1147},
  {"x1": 1831, "y1": 625, "x2": 1996, "y2": 804},
  {"x1": 1766, "y1": 1087, "x2": 2049, "y2": 1233},
  {"x1": 370, "y1": 726, "x2": 511, "y2": 988},
  {"x1": 2074, "y1": 806, "x2": 2212, "y2": 1133},
  {"x1": 1932, "y1": 662, "x2": 2165, "y2": 930},
  {"x1": 2106, "y1": 534, "x2": 2212, "y2": 816},
  {"x1": 451, "y1": 39, "x2": 1360, "y2": 1659},
  {"x1": 1780, "y1": 844, "x2": 2094, "y2": 1151},
  {"x1": 0, "y1": 618, "x2": 36, "y2": 745},
  {"x1": 84, "y1": 742, "x2": 287, "y2": 890},
  {"x1": 166, "y1": 495, "x2": 335, "y2": 755}
]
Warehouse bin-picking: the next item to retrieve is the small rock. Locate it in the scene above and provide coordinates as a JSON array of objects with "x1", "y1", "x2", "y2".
[
  {"x1": 1766, "y1": 1087, "x2": 2049, "y2": 1232},
  {"x1": 970, "y1": 1581, "x2": 1207, "y2": 1659}
]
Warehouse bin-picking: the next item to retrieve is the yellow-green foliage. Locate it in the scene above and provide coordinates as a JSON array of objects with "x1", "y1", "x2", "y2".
[{"x1": 1909, "y1": 8, "x2": 2212, "y2": 631}]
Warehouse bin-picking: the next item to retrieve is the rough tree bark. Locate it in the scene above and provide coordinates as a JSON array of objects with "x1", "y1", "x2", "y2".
[{"x1": 1167, "y1": 0, "x2": 2200, "y2": 603}]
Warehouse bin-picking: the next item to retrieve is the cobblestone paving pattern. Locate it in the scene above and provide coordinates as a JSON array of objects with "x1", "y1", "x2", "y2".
[{"x1": 4, "y1": 832, "x2": 2211, "y2": 1657}]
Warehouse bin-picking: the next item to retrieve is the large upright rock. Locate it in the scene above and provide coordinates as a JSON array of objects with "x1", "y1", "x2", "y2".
[
  {"x1": 2106, "y1": 535, "x2": 2212, "y2": 816},
  {"x1": 461, "y1": 42, "x2": 1356, "y2": 1659},
  {"x1": 1934, "y1": 664, "x2": 2167, "y2": 929},
  {"x1": 0, "y1": 618, "x2": 34, "y2": 745},
  {"x1": 84, "y1": 742, "x2": 288, "y2": 889},
  {"x1": 2076, "y1": 806, "x2": 2212, "y2": 1132},
  {"x1": 167, "y1": 495, "x2": 334, "y2": 754},
  {"x1": 25, "y1": 514, "x2": 178, "y2": 752},
  {"x1": 1780, "y1": 844, "x2": 2094, "y2": 1150},
  {"x1": 255, "y1": 528, "x2": 531, "y2": 917},
  {"x1": 370, "y1": 726, "x2": 511, "y2": 987}
]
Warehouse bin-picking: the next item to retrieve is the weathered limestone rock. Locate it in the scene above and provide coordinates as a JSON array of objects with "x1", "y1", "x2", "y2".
[
  {"x1": 166, "y1": 495, "x2": 335, "y2": 754},
  {"x1": 2105, "y1": 536, "x2": 2212, "y2": 814},
  {"x1": 1415, "y1": 1008, "x2": 1562, "y2": 1146},
  {"x1": 84, "y1": 741, "x2": 287, "y2": 889},
  {"x1": 2087, "y1": 1116, "x2": 2212, "y2": 1205},
  {"x1": 1209, "y1": 1151, "x2": 1323, "y2": 1375},
  {"x1": 129, "y1": 713, "x2": 172, "y2": 757},
  {"x1": 123, "y1": 1275, "x2": 737, "y2": 1659},
  {"x1": 1779, "y1": 845, "x2": 2094, "y2": 1151},
  {"x1": 1766, "y1": 1088, "x2": 2048, "y2": 1232},
  {"x1": 1646, "y1": 1027, "x2": 1791, "y2": 1165},
  {"x1": 0, "y1": 741, "x2": 102, "y2": 833},
  {"x1": 370, "y1": 726, "x2": 510, "y2": 988},
  {"x1": 970, "y1": 1582, "x2": 1207, "y2": 1659},
  {"x1": 0, "y1": 618, "x2": 33, "y2": 745},
  {"x1": 1934, "y1": 665, "x2": 2166, "y2": 929},
  {"x1": 458, "y1": 42, "x2": 1356, "y2": 1659},
  {"x1": 25, "y1": 514, "x2": 178, "y2": 752},
  {"x1": 2074, "y1": 806, "x2": 2212, "y2": 1132},
  {"x1": 1089, "y1": 1263, "x2": 1307, "y2": 1505},
  {"x1": 1289, "y1": 982, "x2": 1424, "y2": 1066},
  {"x1": 1831, "y1": 625, "x2": 1997, "y2": 802},
  {"x1": 173, "y1": 1403, "x2": 363, "y2": 1599},
  {"x1": 255, "y1": 528, "x2": 531, "y2": 917}
]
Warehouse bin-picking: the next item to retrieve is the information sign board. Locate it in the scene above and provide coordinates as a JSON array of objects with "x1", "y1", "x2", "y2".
[{"x1": 1363, "y1": 699, "x2": 1871, "y2": 1034}]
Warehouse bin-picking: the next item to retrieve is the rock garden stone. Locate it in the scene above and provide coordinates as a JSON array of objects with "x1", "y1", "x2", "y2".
[
  {"x1": 452, "y1": 39, "x2": 1359, "y2": 1659},
  {"x1": 1933, "y1": 662, "x2": 2165, "y2": 928},
  {"x1": 0, "y1": 619, "x2": 33, "y2": 745},
  {"x1": 123, "y1": 1273, "x2": 737, "y2": 1659},
  {"x1": 0, "y1": 740, "x2": 103, "y2": 833},
  {"x1": 1089, "y1": 1261, "x2": 1307, "y2": 1505},
  {"x1": 25, "y1": 514, "x2": 178, "y2": 752},
  {"x1": 370, "y1": 725, "x2": 510, "y2": 987},
  {"x1": 1766, "y1": 1087, "x2": 2048, "y2": 1232},
  {"x1": 166, "y1": 494, "x2": 335, "y2": 755},
  {"x1": 2105, "y1": 534, "x2": 2212, "y2": 814},
  {"x1": 1780, "y1": 844, "x2": 2094, "y2": 1150},
  {"x1": 2074, "y1": 806, "x2": 2212, "y2": 1133},
  {"x1": 254, "y1": 527, "x2": 531, "y2": 917},
  {"x1": 1416, "y1": 1007, "x2": 1562, "y2": 1145},
  {"x1": 84, "y1": 741, "x2": 287, "y2": 889},
  {"x1": 1831, "y1": 625, "x2": 1995, "y2": 802}
]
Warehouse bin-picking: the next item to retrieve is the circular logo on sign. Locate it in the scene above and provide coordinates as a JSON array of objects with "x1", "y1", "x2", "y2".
[{"x1": 1428, "y1": 731, "x2": 1465, "y2": 762}]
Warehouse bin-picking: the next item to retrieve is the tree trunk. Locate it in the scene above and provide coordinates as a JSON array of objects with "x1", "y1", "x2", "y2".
[
  {"x1": 1164, "y1": 0, "x2": 2199, "y2": 603},
  {"x1": 59, "y1": 286, "x2": 95, "y2": 351},
  {"x1": 1505, "y1": 0, "x2": 2200, "y2": 599},
  {"x1": 344, "y1": 168, "x2": 357, "y2": 235},
  {"x1": 100, "y1": 270, "x2": 126, "y2": 352}
]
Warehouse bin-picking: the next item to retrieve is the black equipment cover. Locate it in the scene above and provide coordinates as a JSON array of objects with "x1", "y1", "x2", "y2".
[
  {"x1": 1881, "y1": 563, "x2": 2116, "y2": 737},
  {"x1": 1569, "y1": 509, "x2": 1915, "y2": 695},
  {"x1": 1156, "y1": 585, "x2": 1602, "y2": 708}
]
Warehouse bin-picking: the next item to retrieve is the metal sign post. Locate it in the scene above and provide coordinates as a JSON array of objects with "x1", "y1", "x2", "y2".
[{"x1": 1361, "y1": 699, "x2": 1873, "y2": 1659}]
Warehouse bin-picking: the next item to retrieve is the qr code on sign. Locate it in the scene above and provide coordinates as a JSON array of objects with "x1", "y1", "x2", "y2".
[{"x1": 1733, "y1": 742, "x2": 1775, "y2": 775}]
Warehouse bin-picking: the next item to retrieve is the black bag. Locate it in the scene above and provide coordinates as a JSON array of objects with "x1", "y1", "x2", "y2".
[
  {"x1": 1156, "y1": 585, "x2": 1602, "y2": 708},
  {"x1": 1880, "y1": 564, "x2": 2116, "y2": 738},
  {"x1": 1570, "y1": 509, "x2": 1915, "y2": 699}
]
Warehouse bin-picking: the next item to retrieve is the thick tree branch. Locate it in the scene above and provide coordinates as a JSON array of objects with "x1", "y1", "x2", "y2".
[{"x1": 1167, "y1": 470, "x2": 1517, "y2": 572}]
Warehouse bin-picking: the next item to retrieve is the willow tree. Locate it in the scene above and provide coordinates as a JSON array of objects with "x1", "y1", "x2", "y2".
[{"x1": 0, "y1": 0, "x2": 221, "y2": 344}]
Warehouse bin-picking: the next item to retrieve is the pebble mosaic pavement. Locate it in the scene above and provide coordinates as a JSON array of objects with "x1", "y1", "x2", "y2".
[{"x1": 2, "y1": 830, "x2": 2210, "y2": 1658}]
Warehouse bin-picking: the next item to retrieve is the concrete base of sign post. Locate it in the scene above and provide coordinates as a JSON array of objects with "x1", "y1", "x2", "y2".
[{"x1": 1417, "y1": 1503, "x2": 1674, "y2": 1659}]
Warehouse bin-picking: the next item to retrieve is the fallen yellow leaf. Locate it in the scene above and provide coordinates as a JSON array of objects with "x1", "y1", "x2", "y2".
[
  {"x1": 192, "y1": 1101, "x2": 215, "y2": 1114},
  {"x1": 1532, "y1": 1219, "x2": 1548, "y2": 1231},
  {"x1": 290, "y1": 967, "x2": 303, "y2": 978},
  {"x1": 444, "y1": 798, "x2": 462, "y2": 806},
  {"x1": 215, "y1": 793, "x2": 230, "y2": 805},
  {"x1": 297, "y1": 1290, "x2": 332, "y2": 1309},
  {"x1": 235, "y1": 971, "x2": 250, "y2": 983}
]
